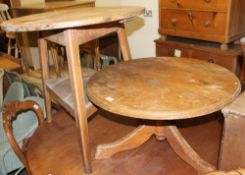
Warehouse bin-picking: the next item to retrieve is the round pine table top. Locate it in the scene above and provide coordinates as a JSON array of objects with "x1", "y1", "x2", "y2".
[
  {"x1": 1, "y1": 6, "x2": 144, "y2": 32},
  {"x1": 87, "y1": 57, "x2": 241, "y2": 120}
]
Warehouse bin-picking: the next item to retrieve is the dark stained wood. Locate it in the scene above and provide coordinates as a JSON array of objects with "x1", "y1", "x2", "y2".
[
  {"x1": 2, "y1": 100, "x2": 45, "y2": 175},
  {"x1": 155, "y1": 38, "x2": 243, "y2": 78},
  {"x1": 240, "y1": 39, "x2": 245, "y2": 82}
]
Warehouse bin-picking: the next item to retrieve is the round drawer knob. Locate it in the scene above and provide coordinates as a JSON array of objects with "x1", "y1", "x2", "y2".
[
  {"x1": 208, "y1": 59, "x2": 214, "y2": 63},
  {"x1": 204, "y1": 20, "x2": 211, "y2": 27},
  {"x1": 204, "y1": 0, "x2": 211, "y2": 3},
  {"x1": 171, "y1": 18, "x2": 177, "y2": 26},
  {"x1": 168, "y1": 51, "x2": 175, "y2": 56}
]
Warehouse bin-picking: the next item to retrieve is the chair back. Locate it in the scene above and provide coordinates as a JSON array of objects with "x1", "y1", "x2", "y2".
[
  {"x1": 0, "y1": 3, "x2": 11, "y2": 22},
  {"x1": 0, "y1": 69, "x2": 3, "y2": 108},
  {"x1": 3, "y1": 81, "x2": 24, "y2": 104},
  {"x1": 2, "y1": 100, "x2": 44, "y2": 174},
  {"x1": 5, "y1": 70, "x2": 43, "y2": 97}
]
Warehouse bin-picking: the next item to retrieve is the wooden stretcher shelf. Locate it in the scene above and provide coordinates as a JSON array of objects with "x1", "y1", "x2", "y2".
[{"x1": 46, "y1": 75, "x2": 96, "y2": 117}]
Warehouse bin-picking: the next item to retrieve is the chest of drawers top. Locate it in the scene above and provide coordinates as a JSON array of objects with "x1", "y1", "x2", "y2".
[
  {"x1": 160, "y1": 0, "x2": 228, "y2": 11},
  {"x1": 159, "y1": 0, "x2": 245, "y2": 44}
]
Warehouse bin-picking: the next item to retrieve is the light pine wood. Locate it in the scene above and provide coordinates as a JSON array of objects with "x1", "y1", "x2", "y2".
[
  {"x1": 46, "y1": 76, "x2": 97, "y2": 117},
  {"x1": 87, "y1": 57, "x2": 241, "y2": 174},
  {"x1": 64, "y1": 29, "x2": 92, "y2": 173},
  {"x1": 9, "y1": 0, "x2": 96, "y2": 76},
  {"x1": 1, "y1": 7, "x2": 145, "y2": 32},
  {"x1": 0, "y1": 6, "x2": 144, "y2": 174},
  {"x1": 164, "y1": 125, "x2": 215, "y2": 174},
  {"x1": 38, "y1": 38, "x2": 52, "y2": 122},
  {"x1": 159, "y1": 0, "x2": 245, "y2": 45},
  {"x1": 117, "y1": 23, "x2": 132, "y2": 61},
  {"x1": 0, "y1": 52, "x2": 21, "y2": 71},
  {"x1": 95, "y1": 125, "x2": 156, "y2": 159}
]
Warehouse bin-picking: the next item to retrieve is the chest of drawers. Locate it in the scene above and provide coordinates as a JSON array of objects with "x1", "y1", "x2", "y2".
[
  {"x1": 159, "y1": 0, "x2": 245, "y2": 45},
  {"x1": 155, "y1": 38, "x2": 243, "y2": 79}
]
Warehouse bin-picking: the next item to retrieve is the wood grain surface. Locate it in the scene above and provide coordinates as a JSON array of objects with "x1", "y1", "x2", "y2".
[
  {"x1": 26, "y1": 109, "x2": 223, "y2": 175},
  {"x1": 87, "y1": 57, "x2": 241, "y2": 120},
  {"x1": 1, "y1": 6, "x2": 145, "y2": 32}
]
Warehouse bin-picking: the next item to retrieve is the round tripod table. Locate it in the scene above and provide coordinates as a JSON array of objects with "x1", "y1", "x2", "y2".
[{"x1": 87, "y1": 57, "x2": 241, "y2": 174}]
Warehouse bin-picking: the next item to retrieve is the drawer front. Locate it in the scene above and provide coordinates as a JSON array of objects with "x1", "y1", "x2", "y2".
[
  {"x1": 160, "y1": 0, "x2": 228, "y2": 11},
  {"x1": 156, "y1": 41, "x2": 191, "y2": 57},
  {"x1": 160, "y1": 9, "x2": 226, "y2": 37},
  {"x1": 192, "y1": 50, "x2": 238, "y2": 73}
]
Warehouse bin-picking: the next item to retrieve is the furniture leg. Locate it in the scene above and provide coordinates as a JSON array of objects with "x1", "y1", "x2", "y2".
[
  {"x1": 16, "y1": 33, "x2": 30, "y2": 73},
  {"x1": 50, "y1": 43, "x2": 61, "y2": 77},
  {"x1": 14, "y1": 43, "x2": 18, "y2": 58},
  {"x1": 164, "y1": 125, "x2": 215, "y2": 174},
  {"x1": 117, "y1": 23, "x2": 132, "y2": 61},
  {"x1": 7, "y1": 39, "x2": 11, "y2": 55},
  {"x1": 38, "y1": 38, "x2": 52, "y2": 122},
  {"x1": 95, "y1": 125, "x2": 155, "y2": 159},
  {"x1": 93, "y1": 39, "x2": 101, "y2": 71},
  {"x1": 155, "y1": 121, "x2": 166, "y2": 141},
  {"x1": 64, "y1": 30, "x2": 91, "y2": 174}
]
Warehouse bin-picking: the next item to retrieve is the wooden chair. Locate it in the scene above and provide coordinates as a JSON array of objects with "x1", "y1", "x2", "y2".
[
  {"x1": 0, "y1": 3, "x2": 19, "y2": 58},
  {"x1": 2, "y1": 100, "x2": 87, "y2": 175},
  {"x1": 2, "y1": 100, "x2": 44, "y2": 175},
  {"x1": 218, "y1": 91, "x2": 245, "y2": 170},
  {"x1": 4, "y1": 70, "x2": 42, "y2": 97},
  {"x1": 0, "y1": 81, "x2": 44, "y2": 175}
]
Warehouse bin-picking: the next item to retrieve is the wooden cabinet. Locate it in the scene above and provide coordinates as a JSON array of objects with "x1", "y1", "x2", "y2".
[
  {"x1": 155, "y1": 38, "x2": 243, "y2": 78},
  {"x1": 159, "y1": 0, "x2": 245, "y2": 45}
]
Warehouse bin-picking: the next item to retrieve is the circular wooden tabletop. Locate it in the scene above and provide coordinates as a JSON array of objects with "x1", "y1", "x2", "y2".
[
  {"x1": 1, "y1": 6, "x2": 144, "y2": 32},
  {"x1": 87, "y1": 57, "x2": 241, "y2": 120}
]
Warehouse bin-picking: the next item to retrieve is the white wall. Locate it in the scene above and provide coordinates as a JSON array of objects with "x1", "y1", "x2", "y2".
[
  {"x1": 121, "y1": 0, "x2": 159, "y2": 59},
  {"x1": 96, "y1": 0, "x2": 159, "y2": 59},
  {"x1": 96, "y1": 0, "x2": 121, "y2": 7}
]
